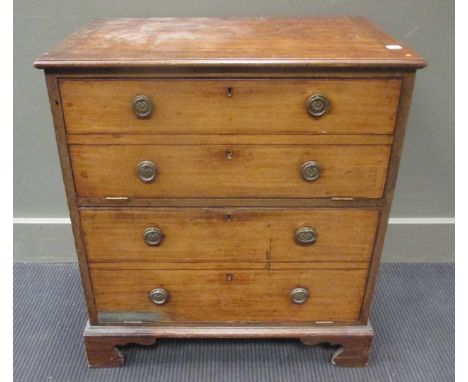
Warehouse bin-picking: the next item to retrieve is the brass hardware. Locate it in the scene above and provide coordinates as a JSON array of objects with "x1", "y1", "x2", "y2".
[
  {"x1": 104, "y1": 196, "x2": 129, "y2": 200},
  {"x1": 306, "y1": 94, "x2": 330, "y2": 117},
  {"x1": 132, "y1": 95, "x2": 154, "y2": 118},
  {"x1": 227, "y1": 87, "x2": 233, "y2": 97},
  {"x1": 149, "y1": 288, "x2": 169, "y2": 305},
  {"x1": 225, "y1": 149, "x2": 233, "y2": 160},
  {"x1": 137, "y1": 161, "x2": 158, "y2": 183},
  {"x1": 294, "y1": 226, "x2": 318, "y2": 245},
  {"x1": 144, "y1": 227, "x2": 164, "y2": 246},
  {"x1": 290, "y1": 287, "x2": 309, "y2": 304},
  {"x1": 301, "y1": 161, "x2": 321, "y2": 181}
]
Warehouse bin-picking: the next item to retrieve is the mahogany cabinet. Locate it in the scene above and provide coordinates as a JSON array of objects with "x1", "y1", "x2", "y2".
[{"x1": 34, "y1": 17, "x2": 426, "y2": 367}]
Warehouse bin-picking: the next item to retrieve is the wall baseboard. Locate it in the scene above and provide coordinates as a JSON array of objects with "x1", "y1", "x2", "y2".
[{"x1": 13, "y1": 218, "x2": 454, "y2": 263}]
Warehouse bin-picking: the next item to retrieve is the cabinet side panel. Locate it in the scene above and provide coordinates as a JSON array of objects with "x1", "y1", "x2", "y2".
[
  {"x1": 359, "y1": 72, "x2": 416, "y2": 322},
  {"x1": 44, "y1": 72, "x2": 97, "y2": 323}
]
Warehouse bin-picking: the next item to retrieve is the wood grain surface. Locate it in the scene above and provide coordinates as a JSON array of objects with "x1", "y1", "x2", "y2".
[
  {"x1": 34, "y1": 17, "x2": 426, "y2": 69},
  {"x1": 60, "y1": 78, "x2": 401, "y2": 135},
  {"x1": 80, "y1": 208, "x2": 379, "y2": 263},
  {"x1": 88, "y1": 261, "x2": 370, "y2": 271},
  {"x1": 66, "y1": 134, "x2": 394, "y2": 146},
  {"x1": 359, "y1": 72, "x2": 417, "y2": 322},
  {"x1": 69, "y1": 144, "x2": 391, "y2": 199},
  {"x1": 91, "y1": 268, "x2": 368, "y2": 323},
  {"x1": 77, "y1": 197, "x2": 385, "y2": 208},
  {"x1": 83, "y1": 321, "x2": 374, "y2": 367},
  {"x1": 44, "y1": 73, "x2": 99, "y2": 323}
]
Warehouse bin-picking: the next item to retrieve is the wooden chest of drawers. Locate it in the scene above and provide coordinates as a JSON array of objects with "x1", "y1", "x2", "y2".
[{"x1": 34, "y1": 17, "x2": 426, "y2": 367}]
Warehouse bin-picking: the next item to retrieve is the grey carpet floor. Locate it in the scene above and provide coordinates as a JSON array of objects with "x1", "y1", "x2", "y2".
[{"x1": 14, "y1": 263, "x2": 454, "y2": 382}]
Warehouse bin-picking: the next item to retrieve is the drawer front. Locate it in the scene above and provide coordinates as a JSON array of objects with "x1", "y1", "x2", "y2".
[
  {"x1": 60, "y1": 79, "x2": 401, "y2": 135},
  {"x1": 91, "y1": 268, "x2": 368, "y2": 323},
  {"x1": 81, "y1": 208, "x2": 379, "y2": 263},
  {"x1": 70, "y1": 144, "x2": 390, "y2": 199}
]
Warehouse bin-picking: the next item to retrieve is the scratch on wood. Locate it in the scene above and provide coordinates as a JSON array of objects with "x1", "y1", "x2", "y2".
[{"x1": 265, "y1": 235, "x2": 272, "y2": 271}]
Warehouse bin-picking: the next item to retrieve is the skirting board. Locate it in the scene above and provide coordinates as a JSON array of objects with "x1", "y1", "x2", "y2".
[{"x1": 13, "y1": 218, "x2": 454, "y2": 262}]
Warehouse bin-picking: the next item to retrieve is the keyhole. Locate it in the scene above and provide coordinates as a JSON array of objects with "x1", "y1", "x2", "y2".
[
  {"x1": 224, "y1": 214, "x2": 233, "y2": 222},
  {"x1": 225, "y1": 149, "x2": 233, "y2": 160},
  {"x1": 227, "y1": 87, "x2": 233, "y2": 97},
  {"x1": 226, "y1": 273, "x2": 234, "y2": 281}
]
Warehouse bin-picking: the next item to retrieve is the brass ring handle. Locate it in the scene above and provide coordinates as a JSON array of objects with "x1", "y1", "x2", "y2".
[
  {"x1": 301, "y1": 161, "x2": 321, "y2": 182},
  {"x1": 306, "y1": 94, "x2": 330, "y2": 117},
  {"x1": 137, "y1": 161, "x2": 158, "y2": 183},
  {"x1": 290, "y1": 287, "x2": 309, "y2": 304},
  {"x1": 144, "y1": 227, "x2": 164, "y2": 246},
  {"x1": 294, "y1": 226, "x2": 317, "y2": 245},
  {"x1": 149, "y1": 288, "x2": 169, "y2": 305},
  {"x1": 132, "y1": 95, "x2": 154, "y2": 119}
]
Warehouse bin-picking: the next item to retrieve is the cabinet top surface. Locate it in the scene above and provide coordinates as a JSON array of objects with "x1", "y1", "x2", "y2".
[{"x1": 34, "y1": 17, "x2": 426, "y2": 69}]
